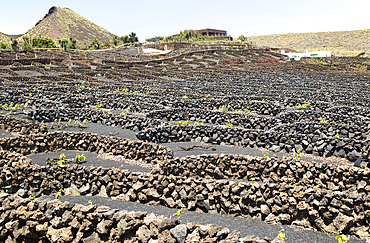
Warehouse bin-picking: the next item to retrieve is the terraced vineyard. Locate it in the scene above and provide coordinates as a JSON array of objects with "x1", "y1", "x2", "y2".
[{"x1": 0, "y1": 46, "x2": 370, "y2": 242}]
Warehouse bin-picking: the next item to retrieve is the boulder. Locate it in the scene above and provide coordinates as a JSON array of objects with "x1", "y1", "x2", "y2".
[
  {"x1": 170, "y1": 224, "x2": 187, "y2": 243},
  {"x1": 46, "y1": 227, "x2": 73, "y2": 243},
  {"x1": 334, "y1": 213, "x2": 354, "y2": 232},
  {"x1": 136, "y1": 225, "x2": 151, "y2": 243}
]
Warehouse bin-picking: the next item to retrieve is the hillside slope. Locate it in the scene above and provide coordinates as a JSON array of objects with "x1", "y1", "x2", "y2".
[
  {"x1": 248, "y1": 29, "x2": 370, "y2": 56},
  {"x1": 0, "y1": 33, "x2": 11, "y2": 44},
  {"x1": 19, "y1": 6, "x2": 116, "y2": 46}
]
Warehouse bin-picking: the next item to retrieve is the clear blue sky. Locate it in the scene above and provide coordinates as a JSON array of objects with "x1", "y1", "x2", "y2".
[{"x1": 1, "y1": 0, "x2": 369, "y2": 42}]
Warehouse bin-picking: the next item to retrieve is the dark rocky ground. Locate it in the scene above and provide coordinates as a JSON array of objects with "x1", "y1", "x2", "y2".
[{"x1": 0, "y1": 47, "x2": 370, "y2": 242}]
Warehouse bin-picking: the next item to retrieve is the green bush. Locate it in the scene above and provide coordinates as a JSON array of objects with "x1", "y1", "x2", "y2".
[
  {"x1": 356, "y1": 64, "x2": 366, "y2": 70},
  {"x1": 69, "y1": 37, "x2": 77, "y2": 49},
  {"x1": 219, "y1": 104, "x2": 231, "y2": 112},
  {"x1": 10, "y1": 38, "x2": 18, "y2": 50},
  {"x1": 163, "y1": 29, "x2": 214, "y2": 42},
  {"x1": 0, "y1": 42, "x2": 7, "y2": 49},
  {"x1": 58, "y1": 39, "x2": 68, "y2": 51},
  {"x1": 296, "y1": 103, "x2": 310, "y2": 109},
  {"x1": 146, "y1": 36, "x2": 164, "y2": 42},
  {"x1": 112, "y1": 35, "x2": 119, "y2": 46},
  {"x1": 75, "y1": 154, "x2": 86, "y2": 163},
  {"x1": 31, "y1": 36, "x2": 56, "y2": 48},
  {"x1": 225, "y1": 121, "x2": 233, "y2": 127},
  {"x1": 91, "y1": 39, "x2": 102, "y2": 49},
  {"x1": 103, "y1": 40, "x2": 110, "y2": 48},
  {"x1": 22, "y1": 44, "x2": 33, "y2": 52}
]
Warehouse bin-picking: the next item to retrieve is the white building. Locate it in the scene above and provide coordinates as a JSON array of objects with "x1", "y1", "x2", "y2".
[{"x1": 281, "y1": 50, "x2": 331, "y2": 60}]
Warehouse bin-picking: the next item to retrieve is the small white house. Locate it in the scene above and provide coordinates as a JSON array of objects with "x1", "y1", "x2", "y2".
[{"x1": 281, "y1": 50, "x2": 331, "y2": 60}]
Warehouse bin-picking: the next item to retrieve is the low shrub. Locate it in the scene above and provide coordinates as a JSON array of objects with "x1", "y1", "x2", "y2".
[
  {"x1": 356, "y1": 64, "x2": 366, "y2": 70},
  {"x1": 0, "y1": 42, "x2": 7, "y2": 49},
  {"x1": 307, "y1": 59, "x2": 320, "y2": 65},
  {"x1": 22, "y1": 45, "x2": 33, "y2": 53}
]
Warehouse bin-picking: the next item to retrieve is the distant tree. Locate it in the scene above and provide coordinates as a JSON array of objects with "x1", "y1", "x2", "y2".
[
  {"x1": 42, "y1": 38, "x2": 56, "y2": 48},
  {"x1": 22, "y1": 36, "x2": 30, "y2": 45},
  {"x1": 237, "y1": 35, "x2": 247, "y2": 41},
  {"x1": 163, "y1": 35, "x2": 174, "y2": 42},
  {"x1": 128, "y1": 32, "x2": 138, "y2": 43},
  {"x1": 91, "y1": 39, "x2": 102, "y2": 49},
  {"x1": 145, "y1": 36, "x2": 164, "y2": 43},
  {"x1": 31, "y1": 37, "x2": 56, "y2": 48},
  {"x1": 32, "y1": 36, "x2": 41, "y2": 47},
  {"x1": 58, "y1": 39, "x2": 69, "y2": 51},
  {"x1": 10, "y1": 38, "x2": 18, "y2": 50},
  {"x1": 22, "y1": 44, "x2": 33, "y2": 52},
  {"x1": 112, "y1": 35, "x2": 119, "y2": 46},
  {"x1": 22, "y1": 36, "x2": 33, "y2": 52},
  {"x1": 102, "y1": 40, "x2": 110, "y2": 48},
  {"x1": 163, "y1": 29, "x2": 209, "y2": 42},
  {"x1": 69, "y1": 37, "x2": 77, "y2": 49},
  {"x1": 120, "y1": 35, "x2": 129, "y2": 44},
  {"x1": 184, "y1": 30, "x2": 199, "y2": 39}
]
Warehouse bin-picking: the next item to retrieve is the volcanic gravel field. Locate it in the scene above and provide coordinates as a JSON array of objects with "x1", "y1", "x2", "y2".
[{"x1": 0, "y1": 46, "x2": 370, "y2": 242}]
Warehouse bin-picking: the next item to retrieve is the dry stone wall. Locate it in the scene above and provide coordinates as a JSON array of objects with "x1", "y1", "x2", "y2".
[
  {"x1": 137, "y1": 125, "x2": 369, "y2": 161},
  {"x1": 148, "y1": 108, "x2": 280, "y2": 130},
  {"x1": 0, "y1": 58, "x2": 63, "y2": 66},
  {"x1": 0, "y1": 147, "x2": 369, "y2": 238},
  {"x1": 160, "y1": 154, "x2": 370, "y2": 186},
  {"x1": 147, "y1": 109, "x2": 370, "y2": 144},
  {"x1": 0, "y1": 193, "x2": 269, "y2": 243},
  {"x1": 0, "y1": 114, "x2": 47, "y2": 135},
  {"x1": 0, "y1": 131, "x2": 172, "y2": 163},
  {"x1": 28, "y1": 109, "x2": 165, "y2": 131}
]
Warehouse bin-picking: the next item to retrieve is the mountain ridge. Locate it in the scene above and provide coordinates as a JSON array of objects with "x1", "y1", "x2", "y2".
[{"x1": 248, "y1": 29, "x2": 370, "y2": 56}]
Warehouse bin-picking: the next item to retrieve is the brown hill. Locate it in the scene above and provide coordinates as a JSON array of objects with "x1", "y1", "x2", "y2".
[
  {"x1": 0, "y1": 33, "x2": 11, "y2": 44},
  {"x1": 6, "y1": 34, "x2": 23, "y2": 39},
  {"x1": 248, "y1": 29, "x2": 370, "y2": 57},
  {"x1": 18, "y1": 6, "x2": 116, "y2": 46}
]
